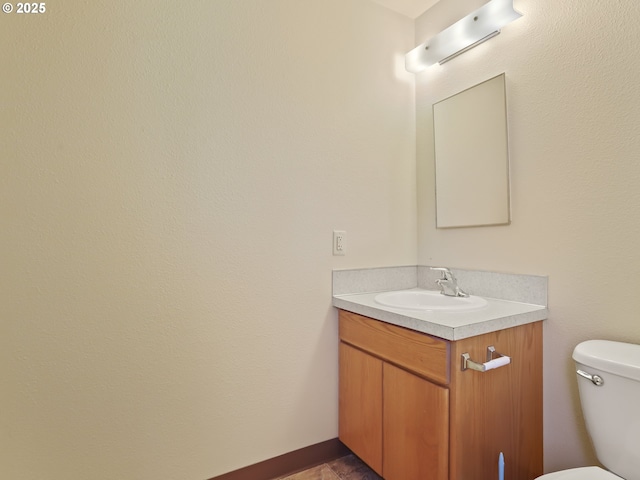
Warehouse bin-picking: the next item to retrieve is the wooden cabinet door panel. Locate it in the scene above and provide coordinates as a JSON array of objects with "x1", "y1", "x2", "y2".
[
  {"x1": 383, "y1": 363, "x2": 449, "y2": 480},
  {"x1": 449, "y1": 322, "x2": 543, "y2": 480},
  {"x1": 339, "y1": 342, "x2": 383, "y2": 475}
]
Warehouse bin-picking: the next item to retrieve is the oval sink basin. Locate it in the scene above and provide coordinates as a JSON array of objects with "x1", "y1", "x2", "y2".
[{"x1": 374, "y1": 290, "x2": 488, "y2": 311}]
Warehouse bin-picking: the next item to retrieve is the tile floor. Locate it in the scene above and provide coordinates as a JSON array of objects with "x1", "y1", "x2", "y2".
[{"x1": 276, "y1": 454, "x2": 382, "y2": 480}]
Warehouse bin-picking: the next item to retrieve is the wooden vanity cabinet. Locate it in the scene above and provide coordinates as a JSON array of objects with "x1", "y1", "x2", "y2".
[{"x1": 338, "y1": 310, "x2": 543, "y2": 480}]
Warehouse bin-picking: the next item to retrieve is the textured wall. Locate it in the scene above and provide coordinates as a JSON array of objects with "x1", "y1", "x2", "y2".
[
  {"x1": 0, "y1": 1, "x2": 416, "y2": 478},
  {"x1": 416, "y1": 0, "x2": 640, "y2": 473}
]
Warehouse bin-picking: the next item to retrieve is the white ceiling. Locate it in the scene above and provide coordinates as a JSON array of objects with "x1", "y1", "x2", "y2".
[{"x1": 370, "y1": 0, "x2": 440, "y2": 19}]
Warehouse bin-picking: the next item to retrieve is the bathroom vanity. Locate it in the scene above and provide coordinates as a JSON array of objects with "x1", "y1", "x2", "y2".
[
  {"x1": 339, "y1": 310, "x2": 542, "y2": 480},
  {"x1": 333, "y1": 267, "x2": 548, "y2": 480}
]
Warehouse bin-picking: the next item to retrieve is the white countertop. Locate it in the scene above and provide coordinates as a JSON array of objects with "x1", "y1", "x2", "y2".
[{"x1": 333, "y1": 288, "x2": 548, "y2": 341}]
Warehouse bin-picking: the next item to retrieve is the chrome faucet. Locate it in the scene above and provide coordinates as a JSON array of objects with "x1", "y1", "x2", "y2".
[{"x1": 430, "y1": 267, "x2": 469, "y2": 297}]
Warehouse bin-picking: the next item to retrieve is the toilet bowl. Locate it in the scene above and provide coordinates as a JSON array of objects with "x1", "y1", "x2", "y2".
[
  {"x1": 535, "y1": 340, "x2": 640, "y2": 480},
  {"x1": 536, "y1": 466, "x2": 622, "y2": 479}
]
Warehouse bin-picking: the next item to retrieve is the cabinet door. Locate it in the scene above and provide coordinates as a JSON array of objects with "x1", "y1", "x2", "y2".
[
  {"x1": 449, "y1": 322, "x2": 543, "y2": 480},
  {"x1": 339, "y1": 342, "x2": 383, "y2": 475},
  {"x1": 383, "y1": 362, "x2": 449, "y2": 480}
]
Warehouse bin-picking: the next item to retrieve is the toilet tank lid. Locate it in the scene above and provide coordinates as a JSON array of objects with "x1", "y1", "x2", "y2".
[{"x1": 573, "y1": 340, "x2": 640, "y2": 382}]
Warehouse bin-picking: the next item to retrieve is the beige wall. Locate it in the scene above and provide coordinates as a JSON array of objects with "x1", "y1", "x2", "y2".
[
  {"x1": 416, "y1": 0, "x2": 640, "y2": 473},
  {"x1": 0, "y1": 1, "x2": 416, "y2": 478},
  {"x1": 7, "y1": 0, "x2": 636, "y2": 477}
]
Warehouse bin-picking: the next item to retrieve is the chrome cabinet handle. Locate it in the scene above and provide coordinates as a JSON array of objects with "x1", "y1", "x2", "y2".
[
  {"x1": 577, "y1": 369, "x2": 604, "y2": 386},
  {"x1": 461, "y1": 346, "x2": 510, "y2": 372}
]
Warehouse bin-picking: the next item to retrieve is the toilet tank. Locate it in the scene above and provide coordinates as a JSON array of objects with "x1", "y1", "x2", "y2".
[{"x1": 573, "y1": 340, "x2": 640, "y2": 480}]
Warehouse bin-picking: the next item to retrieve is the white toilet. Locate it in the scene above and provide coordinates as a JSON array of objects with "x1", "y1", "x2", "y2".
[{"x1": 536, "y1": 339, "x2": 640, "y2": 480}]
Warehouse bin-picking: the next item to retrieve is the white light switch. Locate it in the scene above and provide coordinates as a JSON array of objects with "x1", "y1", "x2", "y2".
[{"x1": 333, "y1": 230, "x2": 346, "y2": 256}]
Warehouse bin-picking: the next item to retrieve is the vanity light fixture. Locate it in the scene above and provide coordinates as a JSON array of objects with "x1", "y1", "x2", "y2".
[{"x1": 405, "y1": 0, "x2": 522, "y2": 74}]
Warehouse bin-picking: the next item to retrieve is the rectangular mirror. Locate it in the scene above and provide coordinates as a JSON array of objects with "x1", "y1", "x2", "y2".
[{"x1": 433, "y1": 73, "x2": 511, "y2": 228}]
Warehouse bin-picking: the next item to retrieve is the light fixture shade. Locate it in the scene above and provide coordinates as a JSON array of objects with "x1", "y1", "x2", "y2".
[{"x1": 405, "y1": 0, "x2": 522, "y2": 74}]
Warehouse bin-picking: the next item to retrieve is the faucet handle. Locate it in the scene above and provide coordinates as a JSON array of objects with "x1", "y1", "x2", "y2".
[
  {"x1": 430, "y1": 267, "x2": 454, "y2": 280},
  {"x1": 430, "y1": 267, "x2": 469, "y2": 297}
]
